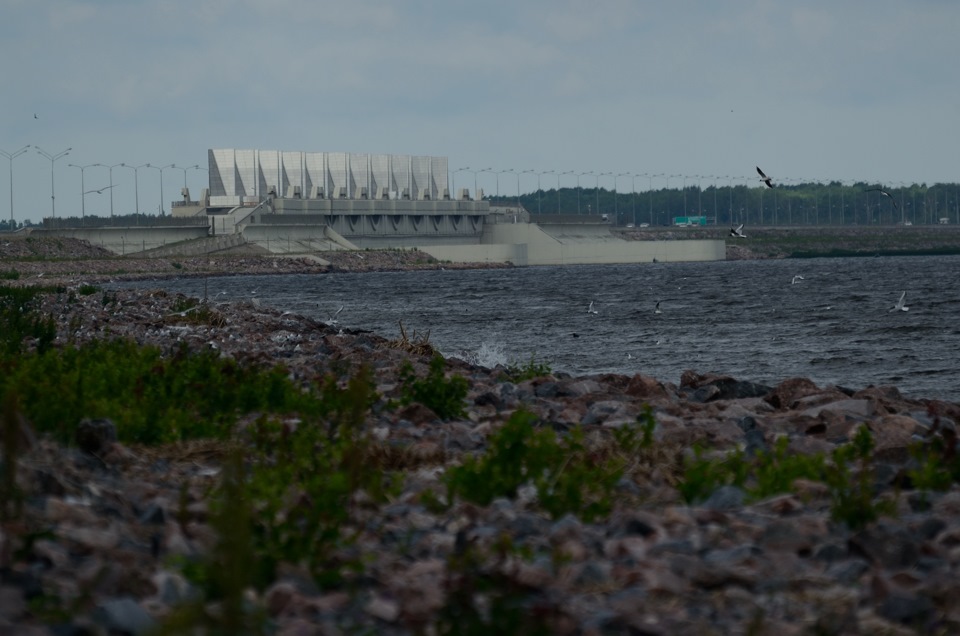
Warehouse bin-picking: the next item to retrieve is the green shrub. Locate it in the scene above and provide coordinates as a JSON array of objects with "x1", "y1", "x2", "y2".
[
  {"x1": 678, "y1": 427, "x2": 894, "y2": 530},
  {"x1": 398, "y1": 354, "x2": 467, "y2": 420},
  {"x1": 0, "y1": 285, "x2": 56, "y2": 355},
  {"x1": 442, "y1": 410, "x2": 623, "y2": 522},
  {"x1": 1, "y1": 340, "x2": 306, "y2": 445},
  {"x1": 238, "y1": 366, "x2": 393, "y2": 588},
  {"x1": 503, "y1": 355, "x2": 553, "y2": 382}
]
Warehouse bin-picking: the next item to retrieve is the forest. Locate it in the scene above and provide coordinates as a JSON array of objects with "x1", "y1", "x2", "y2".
[{"x1": 486, "y1": 180, "x2": 960, "y2": 227}]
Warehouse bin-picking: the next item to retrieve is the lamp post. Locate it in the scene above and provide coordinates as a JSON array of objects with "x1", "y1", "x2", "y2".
[
  {"x1": 68, "y1": 163, "x2": 102, "y2": 218},
  {"x1": 454, "y1": 167, "x2": 471, "y2": 199},
  {"x1": 557, "y1": 171, "x2": 572, "y2": 213},
  {"x1": 103, "y1": 163, "x2": 126, "y2": 218},
  {"x1": 146, "y1": 163, "x2": 174, "y2": 215},
  {"x1": 171, "y1": 164, "x2": 205, "y2": 208},
  {"x1": 576, "y1": 171, "x2": 593, "y2": 215},
  {"x1": 122, "y1": 163, "x2": 148, "y2": 222},
  {"x1": 518, "y1": 169, "x2": 533, "y2": 211},
  {"x1": 0, "y1": 145, "x2": 29, "y2": 224},
  {"x1": 648, "y1": 173, "x2": 661, "y2": 226},
  {"x1": 495, "y1": 168, "x2": 513, "y2": 200},
  {"x1": 35, "y1": 146, "x2": 71, "y2": 219},
  {"x1": 477, "y1": 168, "x2": 496, "y2": 200},
  {"x1": 535, "y1": 170, "x2": 553, "y2": 214},
  {"x1": 614, "y1": 172, "x2": 629, "y2": 225},
  {"x1": 596, "y1": 172, "x2": 611, "y2": 218}
]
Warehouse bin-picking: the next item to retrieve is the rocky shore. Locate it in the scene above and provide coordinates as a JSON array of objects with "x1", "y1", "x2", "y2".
[
  {"x1": 0, "y1": 276, "x2": 960, "y2": 635},
  {"x1": 0, "y1": 236, "x2": 509, "y2": 288},
  {"x1": 3, "y1": 238, "x2": 960, "y2": 634}
]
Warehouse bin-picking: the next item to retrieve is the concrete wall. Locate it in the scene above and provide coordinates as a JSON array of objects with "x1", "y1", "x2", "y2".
[
  {"x1": 417, "y1": 222, "x2": 725, "y2": 266},
  {"x1": 418, "y1": 243, "x2": 527, "y2": 265},
  {"x1": 32, "y1": 226, "x2": 210, "y2": 256},
  {"x1": 241, "y1": 224, "x2": 358, "y2": 253}
]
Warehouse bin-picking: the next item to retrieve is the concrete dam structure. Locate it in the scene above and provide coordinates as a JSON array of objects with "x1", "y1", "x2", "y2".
[{"x1": 36, "y1": 148, "x2": 726, "y2": 265}]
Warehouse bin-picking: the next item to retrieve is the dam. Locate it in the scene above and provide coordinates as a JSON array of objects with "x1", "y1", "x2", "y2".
[{"x1": 35, "y1": 148, "x2": 726, "y2": 265}]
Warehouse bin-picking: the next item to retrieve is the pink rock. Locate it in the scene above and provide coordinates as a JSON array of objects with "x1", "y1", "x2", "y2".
[
  {"x1": 625, "y1": 374, "x2": 674, "y2": 402},
  {"x1": 765, "y1": 377, "x2": 822, "y2": 409},
  {"x1": 264, "y1": 581, "x2": 298, "y2": 617},
  {"x1": 365, "y1": 594, "x2": 400, "y2": 622}
]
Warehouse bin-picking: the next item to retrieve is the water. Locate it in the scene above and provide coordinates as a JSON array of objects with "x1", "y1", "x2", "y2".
[{"x1": 109, "y1": 255, "x2": 960, "y2": 402}]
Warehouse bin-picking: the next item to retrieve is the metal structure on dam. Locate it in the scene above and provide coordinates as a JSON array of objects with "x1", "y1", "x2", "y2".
[
  {"x1": 30, "y1": 148, "x2": 727, "y2": 265},
  {"x1": 204, "y1": 148, "x2": 491, "y2": 248}
]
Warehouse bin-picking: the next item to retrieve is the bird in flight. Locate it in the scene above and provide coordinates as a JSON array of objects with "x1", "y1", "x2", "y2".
[
  {"x1": 84, "y1": 185, "x2": 117, "y2": 195},
  {"x1": 791, "y1": 275, "x2": 804, "y2": 284},
  {"x1": 587, "y1": 300, "x2": 599, "y2": 314},
  {"x1": 890, "y1": 291, "x2": 909, "y2": 312},
  {"x1": 654, "y1": 300, "x2": 662, "y2": 314},
  {"x1": 866, "y1": 188, "x2": 899, "y2": 210},
  {"x1": 756, "y1": 166, "x2": 774, "y2": 188},
  {"x1": 730, "y1": 223, "x2": 746, "y2": 238}
]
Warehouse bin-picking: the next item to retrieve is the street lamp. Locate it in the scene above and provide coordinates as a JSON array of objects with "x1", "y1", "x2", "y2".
[
  {"x1": 122, "y1": 163, "x2": 148, "y2": 221},
  {"x1": 0, "y1": 145, "x2": 29, "y2": 223},
  {"x1": 103, "y1": 163, "x2": 125, "y2": 218},
  {"x1": 614, "y1": 172, "x2": 630, "y2": 225},
  {"x1": 518, "y1": 169, "x2": 533, "y2": 211},
  {"x1": 475, "y1": 167, "x2": 493, "y2": 200},
  {"x1": 171, "y1": 164, "x2": 206, "y2": 208},
  {"x1": 535, "y1": 170, "x2": 553, "y2": 214},
  {"x1": 557, "y1": 171, "x2": 572, "y2": 213},
  {"x1": 35, "y1": 146, "x2": 71, "y2": 219},
  {"x1": 596, "y1": 172, "x2": 611, "y2": 219},
  {"x1": 648, "y1": 173, "x2": 661, "y2": 225},
  {"x1": 495, "y1": 168, "x2": 513, "y2": 200},
  {"x1": 146, "y1": 163, "x2": 174, "y2": 215},
  {"x1": 454, "y1": 167, "x2": 471, "y2": 199},
  {"x1": 68, "y1": 163, "x2": 102, "y2": 218},
  {"x1": 576, "y1": 171, "x2": 593, "y2": 215}
]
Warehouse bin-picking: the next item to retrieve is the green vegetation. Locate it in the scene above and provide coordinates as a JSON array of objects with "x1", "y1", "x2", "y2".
[
  {"x1": 499, "y1": 181, "x2": 960, "y2": 228},
  {"x1": 434, "y1": 408, "x2": 657, "y2": 522},
  {"x1": 3, "y1": 339, "x2": 304, "y2": 445},
  {"x1": 6, "y1": 284, "x2": 960, "y2": 630},
  {"x1": 0, "y1": 270, "x2": 19, "y2": 280},
  {"x1": 398, "y1": 353, "x2": 468, "y2": 420},
  {"x1": 679, "y1": 426, "x2": 896, "y2": 529},
  {"x1": 503, "y1": 355, "x2": 553, "y2": 382}
]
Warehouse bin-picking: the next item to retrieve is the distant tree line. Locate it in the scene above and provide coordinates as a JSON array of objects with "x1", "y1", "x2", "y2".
[{"x1": 488, "y1": 181, "x2": 960, "y2": 227}]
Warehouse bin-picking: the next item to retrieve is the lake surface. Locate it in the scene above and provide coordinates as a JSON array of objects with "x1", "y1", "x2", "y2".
[{"x1": 110, "y1": 255, "x2": 960, "y2": 402}]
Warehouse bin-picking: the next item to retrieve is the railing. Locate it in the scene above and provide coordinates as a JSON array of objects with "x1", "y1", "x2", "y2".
[{"x1": 40, "y1": 215, "x2": 210, "y2": 229}]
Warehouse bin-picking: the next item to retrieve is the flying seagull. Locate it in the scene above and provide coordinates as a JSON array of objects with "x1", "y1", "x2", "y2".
[
  {"x1": 730, "y1": 223, "x2": 746, "y2": 238},
  {"x1": 655, "y1": 300, "x2": 662, "y2": 314},
  {"x1": 325, "y1": 305, "x2": 344, "y2": 325},
  {"x1": 866, "y1": 188, "x2": 899, "y2": 210},
  {"x1": 84, "y1": 185, "x2": 117, "y2": 195},
  {"x1": 890, "y1": 291, "x2": 909, "y2": 312},
  {"x1": 587, "y1": 300, "x2": 599, "y2": 314},
  {"x1": 792, "y1": 275, "x2": 804, "y2": 284},
  {"x1": 756, "y1": 166, "x2": 774, "y2": 188}
]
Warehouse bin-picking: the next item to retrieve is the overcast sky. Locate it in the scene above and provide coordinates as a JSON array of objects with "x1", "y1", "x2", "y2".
[{"x1": 2, "y1": 0, "x2": 959, "y2": 223}]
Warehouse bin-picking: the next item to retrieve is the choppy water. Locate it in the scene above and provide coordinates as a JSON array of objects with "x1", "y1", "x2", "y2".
[{"x1": 110, "y1": 255, "x2": 960, "y2": 402}]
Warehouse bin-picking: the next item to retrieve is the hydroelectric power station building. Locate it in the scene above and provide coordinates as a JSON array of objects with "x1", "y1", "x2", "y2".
[{"x1": 45, "y1": 148, "x2": 726, "y2": 265}]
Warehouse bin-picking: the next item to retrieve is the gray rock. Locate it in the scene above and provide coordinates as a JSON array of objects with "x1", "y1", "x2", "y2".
[
  {"x1": 878, "y1": 592, "x2": 934, "y2": 625},
  {"x1": 825, "y1": 559, "x2": 870, "y2": 584},
  {"x1": 91, "y1": 597, "x2": 157, "y2": 635},
  {"x1": 702, "y1": 485, "x2": 746, "y2": 510}
]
